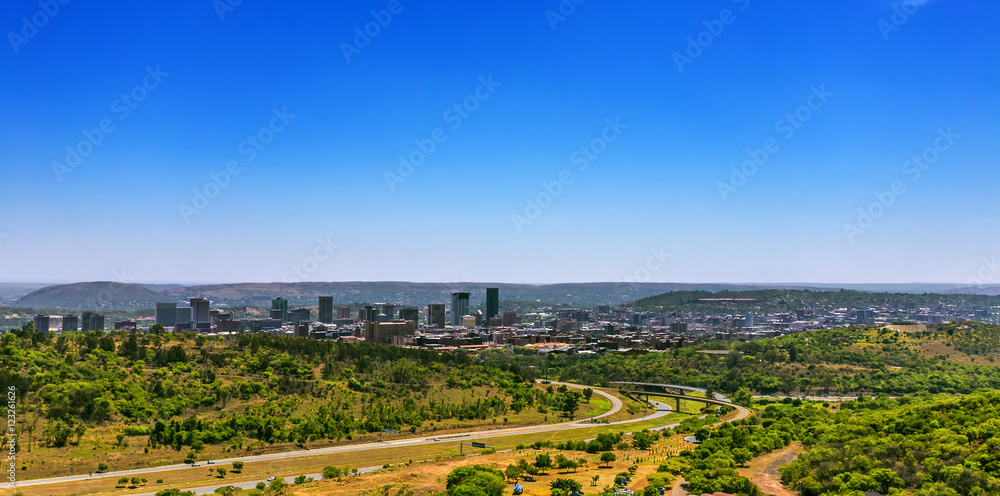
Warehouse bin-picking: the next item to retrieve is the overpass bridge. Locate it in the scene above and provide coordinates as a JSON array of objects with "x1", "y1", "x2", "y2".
[{"x1": 610, "y1": 382, "x2": 734, "y2": 413}]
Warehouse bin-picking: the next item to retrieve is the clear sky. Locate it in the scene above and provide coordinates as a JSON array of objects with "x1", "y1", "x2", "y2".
[{"x1": 1, "y1": 1, "x2": 998, "y2": 285}]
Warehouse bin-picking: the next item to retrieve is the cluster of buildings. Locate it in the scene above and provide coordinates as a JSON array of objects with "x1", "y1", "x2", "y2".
[{"x1": 16, "y1": 291, "x2": 998, "y2": 355}]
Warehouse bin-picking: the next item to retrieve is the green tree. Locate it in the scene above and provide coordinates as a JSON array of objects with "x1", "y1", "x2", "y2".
[
  {"x1": 534, "y1": 453, "x2": 553, "y2": 474},
  {"x1": 231, "y1": 461, "x2": 244, "y2": 473},
  {"x1": 504, "y1": 464, "x2": 523, "y2": 481},
  {"x1": 732, "y1": 447, "x2": 753, "y2": 467},
  {"x1": 216, "y1": 467, "x2": 226, "y2": 478},
  {"x1": 446, "y1": 465, "x2": 505, "y2": 496},
  {"x1": 600, "y1": 452, "x2": 617, "y2": 467},
  {"x1": 870, "y1": 468, "x2": 904, "y2": 494}
]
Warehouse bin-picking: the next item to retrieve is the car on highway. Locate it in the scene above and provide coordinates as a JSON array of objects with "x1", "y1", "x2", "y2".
[
  {"x1": 433, "y1": 437, "x2": 440, "y2": 441},
  {"x1": 207, "y1": 460, "x2": 215, "y2": 464},
  {"x1": 191, "y1": 462, "x2": 201, "y2": 467},
  {"x1": 266, "y1": 476, "x2": 276, "y2": 481}
]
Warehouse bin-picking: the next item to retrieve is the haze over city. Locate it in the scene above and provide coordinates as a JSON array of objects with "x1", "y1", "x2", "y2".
[{"x1": 2, "y1": 1, "x2": 998, "y2": 285}]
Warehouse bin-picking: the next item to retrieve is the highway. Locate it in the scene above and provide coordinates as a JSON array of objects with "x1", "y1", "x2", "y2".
[{"x1": 14, "y1": 380, "x2": 747, "y2": 493}]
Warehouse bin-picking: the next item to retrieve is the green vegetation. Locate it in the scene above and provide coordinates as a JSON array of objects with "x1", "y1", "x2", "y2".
[
  {"x1": 0, "y1": 323, "x2": 599, "y2": 469},
  {"x1": 445, "y1": 464, "x2": 505, "y2": 496}
]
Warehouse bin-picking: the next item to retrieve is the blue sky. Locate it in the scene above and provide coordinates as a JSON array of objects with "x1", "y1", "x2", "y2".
[{"x1": 0, "y1": 0, "x2": 998, "y2": 285}]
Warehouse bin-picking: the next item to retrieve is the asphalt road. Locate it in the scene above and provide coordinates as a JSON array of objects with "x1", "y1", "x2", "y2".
[{"x1": 15, "y1": 381, "x2": 747, "y2": 493}]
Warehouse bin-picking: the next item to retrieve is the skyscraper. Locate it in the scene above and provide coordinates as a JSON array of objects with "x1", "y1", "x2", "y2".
[
  {"x1": 272, "y1": 297, "x2": 289, "y2": 322},
  {"x1": 399, "y1": 307, "x2": 419, "y2": 325},
  {"x1": 428, "y1": 303, "x2": 446, "y2": 329},
  {"x1": 451, "y1": 292, "x2": 470, "y2": 326},
  {"x1": 486, "y1": 288, "x2": 499, "y2": 326},
  {"x1": 190, "y1": 298, "x2": 210, "y2": 323},
  {"x1": 156, "y1": 302, "x2": 177, "y2": 328},
  {"x1": 33, "y1": 314, "x2": 50, "y2": 334},
  {"x1": 62, "y1": 315, "x2": 78, "y2": 332},
  {"x1": 319, "y1": 296, "x2": 334, "y2": 324},
  {"x1": 82, "y1": 311, "x2": 105, "y2": 331},
  {"x1": 337, "y1": 306, "x2": 351, "y2": 319}
]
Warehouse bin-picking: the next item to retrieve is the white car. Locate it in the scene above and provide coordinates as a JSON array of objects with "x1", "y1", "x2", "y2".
[
  {"x1": 266, "y1": 476, "x2": 276, "y2": 481},
  {"x1": 191, "y1": 463, "x2": 201, "y2": 467},
  {"x1": 207, "y1": 460, "x2": 216, "y2": 464}
]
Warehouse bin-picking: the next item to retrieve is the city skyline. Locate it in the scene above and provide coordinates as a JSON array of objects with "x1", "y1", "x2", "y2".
[{"x1": 2, "y1": 2, "x2": 998, "y2": 285}]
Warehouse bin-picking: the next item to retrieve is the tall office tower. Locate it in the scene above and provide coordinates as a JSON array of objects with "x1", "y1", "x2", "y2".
[
  {"x1": 190, "y1": 297, "x2": 210, "y2": 323},
  {"x1": 486, "y1": 288, "x2": 499, "y2": 326},
  {"x1": 295, "y1": 323, "x2": 310, "y2": 338},
  {"x1": 364, "y1": 305, "x2": 377, "y2": 322},
  {"x1": 175, "y1": 307, "x2": 193, "y2": 324},
  {"x1": 319, "y1": 296, "x2": 334, "y2": 323},
  {"x1": 155, "y1": 302, "x2": 177, "y2": 328},
  {"x1": 428, "y1": 303, "x2": 446, "y2": 328},
  {"x1": 62, "y1": 315, "x2": 78, "y2": 332},
  {"x1": 450, "y1": 292, "x2": 470, "y2": 326},
  {"x1": 399, "y1": 307, "x2": 419, "y2": 325},
  {"x1": 82, "y1": 312, "x2": 105, "y2": 331},
  {"x1": 380, "y1": 303, "x2": 396, "y2": 319},
  {"x1": 745, "y1": 311, "x2": 754, "y2": 328},
  {"x1": 337, "y1": 306, "x2": 351, "y2": 319},
  {"x1": 33, "y1": 314, "x2": 50, "y2": 334},
  {"x1": 502, "y1": 311, "x2": 517, "y2": 327},
  {"x1": 293, "y1": 308, "x2": 311, "y2": 322},
  {"x1": 82, "y1": 311, "x2": 94, "y2": 331},
  {"x1": 272, "y1": 297, "x2": 289, "y2": 322}
]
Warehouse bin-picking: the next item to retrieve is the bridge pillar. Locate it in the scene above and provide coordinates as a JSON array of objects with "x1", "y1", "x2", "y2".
[{"x1": 676, "y1": 397, "x2": 681, "y2": 412}]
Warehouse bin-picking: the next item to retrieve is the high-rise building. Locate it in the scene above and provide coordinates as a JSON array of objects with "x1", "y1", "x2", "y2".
[
  {"x1": 295, "y1": 323, "x2": 310, "y2": 338},
  {"x1": 399, "y1": 307, "x2": 419, "y2": 325},
  {"x1": 337, "y1": 306, "x2": 351, "y2": 319},
  {"x1": 319, "y1": 296, "x2": 334, "y2": 324},
  {"x1": 33, "y1": 314, "x2": 50, "y2": 334},
  {"x1": 745, "y1": 312, "x2": 754, "y2": 328},
  {"x1": 292, "y1": 308, "x2": 311, "y2": 322},
  {"x1": 502, "y1": 311, "x2": 517, "y2": 327},
  {"x1": 486, "y1": 288, "x2": 499, "y2": 326},
  {"x1": 190, "y1": 298, "x2": 210, "y2": 323},
  {"x1": 428, "y1": 303, "x2": 446, "y2": 328},
  {"x1": 379, "y1": 303, "x2": 396, "y2": 319},
  {"x1": 272, "y1": 298, "x2": 289, "y2": 322},
  {"x1": 62, "y1": 315, "x2": 78, "y2": 332},
  {"x1": 364, "y1": 305, "x2": 377, "y2": 322},
  {"x1": 82, "y1": 311, "x2": 105, "y2": 331},
  {"x1": 175, "y1": 307, "x2": 193, "y2": 324},
  {"x1": 451, "y1": 292, "x2": 470, "y2": 326},
  {"x1": 155, "y1": 303, "x2": 177, "y2": 328}
]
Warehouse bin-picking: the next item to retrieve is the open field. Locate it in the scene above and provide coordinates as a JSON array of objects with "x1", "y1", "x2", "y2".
[{"x1": 1, "y1": 396, "x2": 716, "y2": 496}]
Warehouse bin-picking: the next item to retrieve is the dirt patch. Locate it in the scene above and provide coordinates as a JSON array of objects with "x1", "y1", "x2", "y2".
[{"x1": 738, "y1": 442, "x2": 802, "y2": 496}]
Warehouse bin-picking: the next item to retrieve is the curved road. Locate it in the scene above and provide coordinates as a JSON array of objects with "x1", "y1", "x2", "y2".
[{"x1": 14, "y1": 381, "x2": 745, "y2": 493}]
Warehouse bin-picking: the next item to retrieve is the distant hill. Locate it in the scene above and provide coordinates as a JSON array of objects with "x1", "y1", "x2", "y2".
[
  {"x1": 15, "y1": 282, "x2": 168, "y2": 310},
  {"x1": 629, "y1": 288, "x2": 1000, "y2": 313},
  {"x1": 10, "y1": 281, "x2": 1000, "y2": 312}
]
